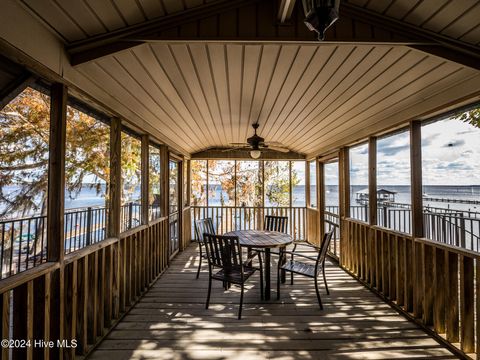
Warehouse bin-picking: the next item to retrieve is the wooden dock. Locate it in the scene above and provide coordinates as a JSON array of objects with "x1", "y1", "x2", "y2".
[
  {"x1": 88, "y1": 244, "x2": 457, "y2": 360},
  {"x1": 423, "y1": 197, "x2": 480, "y2": 205}
]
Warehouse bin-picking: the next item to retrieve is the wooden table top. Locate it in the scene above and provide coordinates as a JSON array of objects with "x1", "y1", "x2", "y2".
[{"x1": 223, "y1": 229, "x2": 293, "y2": 248}]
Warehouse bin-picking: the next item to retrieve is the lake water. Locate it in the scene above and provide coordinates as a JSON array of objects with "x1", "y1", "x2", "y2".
[{"x1": 1, "y1": 184, "x2": 479, "y2": 219}]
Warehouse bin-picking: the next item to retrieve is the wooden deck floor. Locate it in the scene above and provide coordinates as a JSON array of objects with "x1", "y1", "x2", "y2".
[{"x1": 88, "y1": 244, "x2": 457, "y2": 360}]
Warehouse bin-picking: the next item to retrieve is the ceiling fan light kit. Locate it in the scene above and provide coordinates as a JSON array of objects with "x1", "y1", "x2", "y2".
[
  {"x1": 250, "y1": 150, "x2": 261, "y2": 159},
  {"x1": 227, "y1": 123, "x2": 290, "y2": 159}
]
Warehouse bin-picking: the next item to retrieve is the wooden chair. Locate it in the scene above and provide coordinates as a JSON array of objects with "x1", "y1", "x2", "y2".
[
  {"x1": 194, "y1": 218, "x2": 215, "y2": 279},
  {"x1": 264, "y1": 215, "x2": 288, "y2": 233},
  {"x1": 203, "y1": 233, "x2": 263, "y2": 319},
  {"x1": 277, "y1": 229, "x2": 334, "y2": 309}
]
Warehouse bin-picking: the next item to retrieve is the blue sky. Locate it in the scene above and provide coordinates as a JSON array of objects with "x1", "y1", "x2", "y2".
[{"x1": 346, "y1": 117, "x2": 480, "y2": 186}]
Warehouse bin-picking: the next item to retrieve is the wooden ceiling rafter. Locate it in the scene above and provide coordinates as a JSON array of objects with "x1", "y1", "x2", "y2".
[
  {"x1": 0, "y1": 68, "x2": 35, "y2": 110},
  {"x1": 67, "y1": 0, "x2": 262, "y2": 65},
  {"x1": 191, "y1": 147, "x2": 306, "y2": 160}
]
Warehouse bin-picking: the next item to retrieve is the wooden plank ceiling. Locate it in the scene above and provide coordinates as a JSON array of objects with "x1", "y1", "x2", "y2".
[{"x1": 16, "y1": 0, "x2": 480, "y2": 157}]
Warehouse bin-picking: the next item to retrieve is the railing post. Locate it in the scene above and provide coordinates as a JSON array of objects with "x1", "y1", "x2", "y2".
[
  {"x1": 459, "y1": 213, "x2": 465, "y2": 248},
  {"x1": 383, "y1": 206, "x2": 388, "y2": 228},
  {"x1": 128, "y1": 202, "x2": 133, "y2": 230},
  {"x1": 86, "y1": 207, "x2": 92, "y2": 246}
]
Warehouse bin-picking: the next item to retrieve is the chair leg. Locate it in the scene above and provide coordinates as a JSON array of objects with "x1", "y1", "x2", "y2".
[
  {"x1": 290, "y1": 246, "x2": 295, "y2": 285},
  {"x1": 276, "y1": 264, "x2": 280, "y2": 300},
  {"x1": 206, "y1": 275, "x2": 212, "y2": 309},
  {"x1": 322, "y1": 267, "x2": 329, "y2": 295},
  {"x1": 258, "y1": 253, "x2": 264, "y2": 300},
  {"x1": 238, "y1": 283, "x2": 245, "y2": 320},
  {"x1": 196, "y1": 244, "x2": 202, "y2": 279},
  {"x1": 314, "y1": 276, "x2": 323, "y2": 310}
]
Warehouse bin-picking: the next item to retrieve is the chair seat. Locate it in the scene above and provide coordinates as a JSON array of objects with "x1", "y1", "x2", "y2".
[
  {"x1": 212, "y1": 265, "x2": 256, "y2": 284},
  {"x1": 281, "y1": 260, "x2": 317, "y2": 278}
]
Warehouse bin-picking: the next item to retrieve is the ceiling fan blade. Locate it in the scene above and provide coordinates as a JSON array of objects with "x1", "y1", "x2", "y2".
[
  {"x1": 264, "y1": 141, "x2": 285, "y2": 146},
  {"x1": 267, "y1": 145, "x2": 290, "y2": 153},
  {"x1": 229, "y1": 142, "x2": 249, "y2": 146}
]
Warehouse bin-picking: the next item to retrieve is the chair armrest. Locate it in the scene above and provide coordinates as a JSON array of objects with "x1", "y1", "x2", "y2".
[
  {"x1": 300, "y1": 241, "x2": 321, "y2": 249},
  {"x1": 281, "y1": 250, "x2": 317, "y2": 262}
]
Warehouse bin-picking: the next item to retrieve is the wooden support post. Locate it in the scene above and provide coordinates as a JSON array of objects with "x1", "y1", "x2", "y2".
[
  {"x1": 305, "y1": 161, "x2": 311, "y2": 208},
  {"x1": 339, "y1": 147, "x2": 350, "y2": 266},
  {"x1": 368, "y1": 137, "x2": 377, "y2": 226},
  {"x1": 182, "y1": 159, "x2": 192, "y2": 250},
  {"x1": 185, "y1": 159, "x2": 191, "y2": 207},
  {"x1": 141, "y1": 134, "x2": 150, "y2": 225},
  {"x1": 47, "y1": 83, "x2": 67, "y2": 262},
  {"x1": 410, "y1": 120, "x2": 424, "y2": 318},
  {"x1": 318, "y1": 161, "x2": 325, "y2": 239},
  {"x1": 159, "y1": 145, "x2": 169, "y2": 218},
  {"x1": 410, "y1": 120, "x2": 424, "y2": 236},
  {"x1": 177, "y1": 159, "x2": 183, "y2": 249},
  {"x1": 46, "y1": 83, "x2": 67, "y2": 360},
  {"x1": 339, "y1": 147, "x2": 350, "y2": 219},
  {"x1": 108, "y1": 117, "x2": 122, "y2": 238}
]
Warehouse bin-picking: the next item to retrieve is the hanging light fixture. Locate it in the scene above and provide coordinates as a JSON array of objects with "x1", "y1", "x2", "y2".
[
  {"x1": 302, "y1": 0, "x2": 340, "y2": 40},
  {"x1": 250, "y1": 149, "x2": 261, "y2": 159}
]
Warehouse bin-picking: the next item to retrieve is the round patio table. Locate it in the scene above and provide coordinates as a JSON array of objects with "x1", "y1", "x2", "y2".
[{"x1": 224, "y1": 229, "x2": 293, "y2": 300}]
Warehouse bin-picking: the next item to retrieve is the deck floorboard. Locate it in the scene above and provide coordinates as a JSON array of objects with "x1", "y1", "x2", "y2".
[{"x1": 88, "y1": 244, "x2": 458, "y2": 360}]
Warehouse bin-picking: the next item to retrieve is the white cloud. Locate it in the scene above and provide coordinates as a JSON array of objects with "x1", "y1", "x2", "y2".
[{"x1": 347, "y1": 116, "x2": 480, "y2": 186}]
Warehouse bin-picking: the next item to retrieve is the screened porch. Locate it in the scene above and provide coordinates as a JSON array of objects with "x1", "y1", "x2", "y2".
[{"x1": 1, "y1": 0, "x2": 480, "y2": 359}]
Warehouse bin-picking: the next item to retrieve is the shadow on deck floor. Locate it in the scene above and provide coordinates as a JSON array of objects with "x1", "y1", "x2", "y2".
[{"x1": 88, "y1": 244, "x2": 457, "y2": 360}]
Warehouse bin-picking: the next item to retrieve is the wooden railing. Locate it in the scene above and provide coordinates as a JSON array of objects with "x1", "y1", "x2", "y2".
[
  {"x1": 342, "y1": 218, "x2": 479, "y2": 358},
  {"x1": 191, "y1": 206, "x2": 306, "y2": 241},
  {"x1": 0, "y1": 217, "x2": 169, "y2": 360}
]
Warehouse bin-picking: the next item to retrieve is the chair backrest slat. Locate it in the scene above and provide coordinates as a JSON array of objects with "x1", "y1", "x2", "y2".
[
  {"x1": 264, "y1": 215, "x2": 288, "y2": 233},
  {"x1": 203, "y1": 233, "x2": 242, "y2": 271},
  {"x1": 194, "y1": 218, "x2": 215, "y2": 241}
]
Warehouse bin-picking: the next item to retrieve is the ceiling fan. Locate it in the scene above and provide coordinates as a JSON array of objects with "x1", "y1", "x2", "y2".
[{"x1": 226, "y1": 123, "x2": 290, "y2": 159}]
